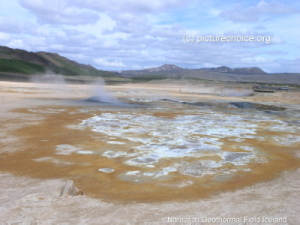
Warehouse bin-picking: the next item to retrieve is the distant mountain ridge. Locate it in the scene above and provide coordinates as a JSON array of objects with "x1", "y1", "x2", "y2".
[
  {"x1": 142, "y1": 64, "x2": 184, "y2": 72},
  {"x1": 199, "y1": 66, "x2": 266, "y2": 74},
  {"x1": 121, "y1": 64, "x2": 266, "y2": 75},
  {"x1": 118, "y1": 64, "x2": 300, "y2": 85},
  {"x1": 0, "y1": 46, "x2": 112, "y2": 76}
]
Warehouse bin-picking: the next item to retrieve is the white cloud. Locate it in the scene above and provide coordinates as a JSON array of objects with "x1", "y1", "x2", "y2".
[
  {"x1": 6, "y1": 39, "x2": 25, "y2": 49},
  {"x1": 74, "y1": 0, "x2": 191, "y2": 14},
  {"x1": 208, "y1": 8, "x2": 221, "y2": 17},
  {"x1": 19, "y1": 0, "x2": 99, "y2": 25},
  {"x1": 0, "y1": 16, "x2": 33, "y2": 33},
  {"x1": 0, "y1": 32, "x2": 10, "y2": 40},
  {"x1": 0, "y1": 0, "x2": 298, "y2": 73},
  {"x1": 219, "y1": 1, "x2": 299, "y2": 23},
  {"x1": 93, "y1": 58, "x2": 126, "y2": 68},
  {"x1": 204, "y1": 62, "x2": 220, "y2": 68}
]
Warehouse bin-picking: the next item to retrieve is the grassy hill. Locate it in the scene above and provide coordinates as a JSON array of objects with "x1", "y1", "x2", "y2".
[
  {"x1": 0, "y1": 59, "x2": 45, "y2": 74},
  {"x1": 0, "y1": 46, "x2": 112, "y2": 77}
]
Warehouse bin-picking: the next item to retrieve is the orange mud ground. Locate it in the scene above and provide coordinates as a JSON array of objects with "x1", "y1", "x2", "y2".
[
  {"x1": 0, "y1": 80, "x2": 299, "y2": 224},
  {"x1": 0, "y1": 106, "x2": 299, "y2": 203}
]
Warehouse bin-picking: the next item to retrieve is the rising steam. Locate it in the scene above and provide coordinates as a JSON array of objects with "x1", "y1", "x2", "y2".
[
  {"x1": 30, "y1": 71, "x2": 67, "y2": 92},
  {"x1": 88, "y1": 79, "x2": 119, "y2": 104}
]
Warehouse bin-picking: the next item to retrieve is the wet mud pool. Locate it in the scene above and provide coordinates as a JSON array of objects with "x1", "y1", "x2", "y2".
[{"x1": 1, "y1": 99, "x2": 299, "y2": 202}]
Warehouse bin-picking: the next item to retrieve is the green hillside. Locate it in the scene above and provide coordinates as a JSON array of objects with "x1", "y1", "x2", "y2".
[
  {"x1": 0, "y1": 46, "x2": 113, "y2": 77},
  {"x1": 0, "y1": 59, "x2": 45, "y2": 74}
]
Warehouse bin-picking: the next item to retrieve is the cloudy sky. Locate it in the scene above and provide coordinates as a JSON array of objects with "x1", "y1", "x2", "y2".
[{"x1": 0, "y1": 0, "x2": 299, "y2": 73}]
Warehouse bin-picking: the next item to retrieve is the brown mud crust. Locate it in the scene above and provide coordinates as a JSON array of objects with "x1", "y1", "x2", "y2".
[{"x1": 0, "y1": 105, "x2": 299, "y2": 203}]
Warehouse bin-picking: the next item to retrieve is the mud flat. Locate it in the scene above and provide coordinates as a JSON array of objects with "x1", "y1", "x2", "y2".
[{"x1": 0, "y1": 80, "x2": 299, "y2": 224}]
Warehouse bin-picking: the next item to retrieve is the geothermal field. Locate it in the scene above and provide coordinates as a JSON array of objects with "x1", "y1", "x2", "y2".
[{"x1": 0, "y1": 79, "x2": 299, "y2": 224}]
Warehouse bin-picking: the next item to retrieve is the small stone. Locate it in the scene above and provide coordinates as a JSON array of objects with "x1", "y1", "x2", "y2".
[{"x1": 60, "y1": 180, "x2": 84, "y2": 196}]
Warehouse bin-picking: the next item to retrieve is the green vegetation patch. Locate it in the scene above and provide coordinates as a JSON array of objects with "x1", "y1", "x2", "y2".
[
  {"x1": 0, "y1": 59, "x2": 45, "y2": 74},
  {"x1": 53, "y1": 57, "x2": 111, "y2": 77}
]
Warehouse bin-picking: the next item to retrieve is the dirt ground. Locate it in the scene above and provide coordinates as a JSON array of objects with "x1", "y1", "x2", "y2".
[{"x1": 0, "y1": 80, "x2": 299, "y2": 225}]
